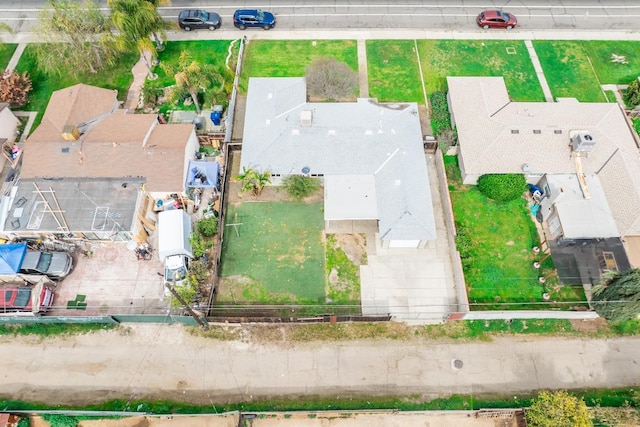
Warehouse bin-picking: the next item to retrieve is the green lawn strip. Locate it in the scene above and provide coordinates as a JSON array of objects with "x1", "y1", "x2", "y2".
[
  {"x1": 533, "y1": 40, "x2": 606, "y2": 102},
  {"x1": 632, "y1": 118, "x2": 640, "y2": 138},
  {"x1": 451, "y1": 186, "x2": 587, "y2": 310},
  {"x1": 0, "y1": 323, "x2": 115, "y2": 337},
  {"x1": 15, "y1": 45, "x2": 139, "y2": 131},
  {"x1": 0, "y1": 43, "x2": 17, "y2": 69},
  {"x1": 603, "y1": 89, "x2": 617, "y2": 103},
  {"x1": 418, "y1": 39, "x2": 544, "y2": 101},
  {"x1": 2, "y1": 387, "x2": 638, "y2": 413},
  {"x1": 240, "y1": 40, "x2": 358, "y2": 93},
  {"x1": 366, "y1": 40, "x2": 423, "y2": 102},
  {"x1": 325, "y1": 234, "x2": 361, "y2": 303},
  {"x1": 220, "y1": 201, "x2": 325, "y2": 302},
  {"x1": 154, "y1": 40, "x2": 235, "y2": 87},
  {"x1": 581, "y1": 40, "x2": 640, "y2": 85}
]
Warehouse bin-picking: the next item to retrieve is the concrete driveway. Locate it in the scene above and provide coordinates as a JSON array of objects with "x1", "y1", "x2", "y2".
[{"x1": 47, "y1": 242, "x2": 168, "y2": 317}]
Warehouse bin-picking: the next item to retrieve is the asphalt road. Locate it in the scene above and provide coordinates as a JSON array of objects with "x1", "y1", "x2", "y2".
[
  {"x1": 1, "y1": 1, "x2": 640, "y2": 33},
  {"x1": 1, "y1": 323, "x2": 639, "y2": 405}
]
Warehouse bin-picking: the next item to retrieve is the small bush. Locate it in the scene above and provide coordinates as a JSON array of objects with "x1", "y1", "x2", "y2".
[
  {"x1": 189, "y1": 232, "x2": 213, "y2": 259},
  {"x1": 477, "y1": 174, "x2": 526, "y2": 202},
  {"x1": 283, "y1": 175, "x2": 320, "y2": 201},
  {"x1": 196, "y1": 216, "x2": 218, "y2": 237},
  {"x1": 429, "y1": 91, "x2": 452, "y2": 137},
  {"x1": 454, "y1": 224, "x2": 474, "y2": 268},
  {"x1": 626, "y1": 78, "x2": 640, "y2": 107},
  {"x1": 0, "y1": 70, "x2": 32, "y2": 108}
]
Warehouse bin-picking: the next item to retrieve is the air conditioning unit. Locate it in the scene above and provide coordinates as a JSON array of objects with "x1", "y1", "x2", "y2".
[
  {"x1": 570, "y1": 131, "x2": 596, "y2": 152},
  {"x1": 300, "y1": 110, "x2": 312, "y2": 127}
]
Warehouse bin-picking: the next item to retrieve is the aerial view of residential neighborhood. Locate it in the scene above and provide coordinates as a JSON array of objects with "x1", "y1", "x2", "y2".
[{"x1": 0, "y1": 1, "x2": 640, "y2": 426}]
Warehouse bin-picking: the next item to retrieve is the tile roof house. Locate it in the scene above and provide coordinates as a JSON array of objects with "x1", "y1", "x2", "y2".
[
  {"x1": 240, "y1": 77, "x2": 436, "y2": 248},
  {"x1": 0, "y1": 84, "x2": 199, "y2": 241},
  {"x1": 447, "y1": 76, "x2": 640, "y2": 281}
]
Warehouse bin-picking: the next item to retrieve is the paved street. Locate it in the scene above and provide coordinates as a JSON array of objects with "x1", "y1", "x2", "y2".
[{"x1": 1, "y1": 324, "x2": 639, "y2": 404}]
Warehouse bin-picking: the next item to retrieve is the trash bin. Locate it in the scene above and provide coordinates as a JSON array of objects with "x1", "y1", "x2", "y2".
[
  {"x1": 193, "y1": 117, "x2": 203, "y2": 130},
  {"x1": 210, "y1": 105, "x2": 224, "y2": 126}
]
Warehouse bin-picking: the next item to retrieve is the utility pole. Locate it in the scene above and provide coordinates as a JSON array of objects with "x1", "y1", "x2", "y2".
[{"x1": 164, "y1": 282, "x2": 209, "y2": 330}]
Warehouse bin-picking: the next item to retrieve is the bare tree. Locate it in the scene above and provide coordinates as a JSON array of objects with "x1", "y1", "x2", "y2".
[{"x1": 305, "y1": 57, "x2": 358, "y2": 101}]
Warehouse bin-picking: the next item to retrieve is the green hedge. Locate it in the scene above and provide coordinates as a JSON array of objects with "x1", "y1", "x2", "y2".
[{"x1": 477, "y1": 174, "x2": 527, "y2": 202}]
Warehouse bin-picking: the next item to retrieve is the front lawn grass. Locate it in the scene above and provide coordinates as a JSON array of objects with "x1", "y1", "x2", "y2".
[
  {"x1": 0, "y1": 43, "x2": 17, "y2": 69},
  {"x1": 418, "y1": 40, "x2": 545, "y2": 101},
  {"x1": 581, "y1": 40, "x2": 640, "y2": 85},
  {"x1": 366, "y1": 40, "x2": 423, "y2": 102},
  {"x1": 154, "y1": 40, "x2": 236, "y2": 87},
  {"x1": 445, "y1": 156, "x2": 588, "y2": 310},
  {"x1": 240, "y1": 40, "x2": 358, "y2": 93},
  {"x1": 220, "y1": 201, "x2": 325, "y2": 302},
  {"x1": 15, "y1": 45, "x2": 139, "y2": 131},
  {"x1": 533, "y1": 40, "x2": 606, "y2": 102}
]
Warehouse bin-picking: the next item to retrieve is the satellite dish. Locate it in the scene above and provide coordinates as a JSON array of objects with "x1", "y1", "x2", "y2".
[
  {"x1": 301, "y1": 166, "x2": 310, "y2": 175},
  {"x1": 521, "y1": 163, "x2": 531, "y2": 172}
]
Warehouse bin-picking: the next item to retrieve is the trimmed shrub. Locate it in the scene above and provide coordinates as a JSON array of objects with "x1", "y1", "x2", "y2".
[
  {"x1": 626, "y1": 78, "x2": 640, "y2": 107},
  {"x1": 477, "y1": 174, "x2": 526, "y2": 202}
]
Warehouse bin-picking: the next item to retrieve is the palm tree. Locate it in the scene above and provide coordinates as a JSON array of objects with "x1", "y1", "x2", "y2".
[
  {"x1": 162, "y1": 50, "x2": 224, "y2": 114},
  {"x1": 252, "y1": 170, "x2": 271, "y2": 196},
  {"x1": 143, "y1": 0, "x2": 171, "y2": 51},
  {"x1": 234, "y1": 167, "x2": 271, "y2": 197},
  {"x1": 235, "y1": 167, "x2": 256, "y2": 195},
  {"x1": 108, "y1": 0, "x2": 167, "y2": 78}
]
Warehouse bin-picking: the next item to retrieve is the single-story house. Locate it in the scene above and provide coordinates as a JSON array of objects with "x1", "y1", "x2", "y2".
[
  {"x1": 240, "y1": 77, "x2": 436, "y2": 248},
  {"x1": 447, "y1": 76, "x2": 640, "y2": 281},
  {"x1": 0, "y1": 84, "x2": 200, "y2": 242}
]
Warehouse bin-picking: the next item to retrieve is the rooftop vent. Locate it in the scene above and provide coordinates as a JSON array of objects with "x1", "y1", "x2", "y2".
[
  {"x1": 554, "y1": 129, "x2": 563, "y2": 134},
  {"x1": 511, "y1": 129, "x2": 519, "y2": 134},
  {"x1": 533, "y1": 129, "x2": 541, "y2": 134},
  {"x1": 61, "y1": 125, "x2": 80, "y2": 141},
  {"x1": 300, "y1": 110, "x2": 312, "y2": 127},
  {"x1": 571, "y1": 131, "x2": 596, "y2": 152}
]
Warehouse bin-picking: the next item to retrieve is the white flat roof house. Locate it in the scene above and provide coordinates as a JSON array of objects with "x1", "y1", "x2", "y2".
[{"x1": 240, "y1": 77, "x2": 436, "y2": 248}]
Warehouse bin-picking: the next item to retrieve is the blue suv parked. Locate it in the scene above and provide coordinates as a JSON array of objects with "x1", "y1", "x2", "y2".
[{"x1": 233, "y1": 9, "x2": 276, "y2": 30}]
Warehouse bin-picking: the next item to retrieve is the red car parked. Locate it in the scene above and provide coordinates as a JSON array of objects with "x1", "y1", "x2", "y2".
[
  {"x1": 0, "y1": 285, "x2": 54, "y2": 313},
  {"x1": 477, "y1": 10, "x2": 517, "y2": 29}
]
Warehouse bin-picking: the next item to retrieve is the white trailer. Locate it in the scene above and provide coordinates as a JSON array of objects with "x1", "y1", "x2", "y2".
[{"x1": 158, "y1": 209, "x2": 194, "y2": 284}]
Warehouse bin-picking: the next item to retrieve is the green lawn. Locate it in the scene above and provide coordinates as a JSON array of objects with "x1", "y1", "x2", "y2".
[
  {"x1": 0, "y1": 43, "x2": 17, "y2": 69},
  {"x1": 367, "y1": 40, "x2": 423, "y2": 102},
  {"x1": 582, "y1": 40, "x2": 640, "y2": 85},
  {"x1": 220, "y1": 201, "x2": 326, "y2": 302},
  {"x1": 533, "y1": 40, "x2": 606, "y2": 102},
  {"x1": 418, "y1": 40, "x2": 545, "y2": 101},
  {"x1": 239, "y1": 40, "x2": 358, "y2": 92},
  {"x1": 154, "y1": 40, "x2": 235, "y2": 87},
  {"x1": 445, "y1": 156, "x2": 588, "y2": 310},
  {"x1": 15, "y1": 45, "x2": 139, "y2": 131}
]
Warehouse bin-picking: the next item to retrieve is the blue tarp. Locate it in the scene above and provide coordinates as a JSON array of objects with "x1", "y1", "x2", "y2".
[
  {"x1": 186, "y1": 160, "x2": 219, "y2": 189},
  {"x1": 0, "y1": 243, "x2": 27, "y2": 274}
]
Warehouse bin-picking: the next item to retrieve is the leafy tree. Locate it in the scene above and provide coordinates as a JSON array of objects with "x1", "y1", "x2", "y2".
[
  {"x1": 109, "y1": 0, "x2": 167, "y2": 79},
  {"x1": 526, "y1": 390, "x2": 592, "y2": 427},
  {"x1": 592, "y1": 268, "x2": 640, "y2": 322},
  {"x1": 283, "y1": 175, "x2": 320, "y2": 201},
  {"x1": 626, "y1": 78, "x2": 640, "y2": 107},
  {"x1": 161, "y1": 50, "x2": 225, "y2": 113},
  {"x1": 34, "y1": 0, "x2": 119, "y2": 76},
  {"x1": 143, "y1": 0, "x2": 172, "y2": 51},
  {"x1": 477, "y1": 173, "x2": 526, "y2": 202},
  {"x1": 0, "y1": 70, "x2": 32, "y2": 107},
  {"x1": 234, "y1": 166, "x2": 271, "y2": 197},
  {"x1": 305, "y1": 57, "x2": 358, "y2": 101}
]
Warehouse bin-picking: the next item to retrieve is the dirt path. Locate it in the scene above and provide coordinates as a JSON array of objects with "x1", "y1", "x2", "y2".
[{"x1": 1, "y1": 323, "x2": 638, "y2": 406}]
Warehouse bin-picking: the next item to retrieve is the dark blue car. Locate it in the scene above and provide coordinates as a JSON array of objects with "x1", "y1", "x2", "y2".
[{"x1": 233, "y1": 9, "x2": 276, "y2": 30}]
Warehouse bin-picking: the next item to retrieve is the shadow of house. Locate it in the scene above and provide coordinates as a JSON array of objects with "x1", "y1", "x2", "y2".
[{"x1": 447, "y1": 76, "x2": 639, "y2": 284}]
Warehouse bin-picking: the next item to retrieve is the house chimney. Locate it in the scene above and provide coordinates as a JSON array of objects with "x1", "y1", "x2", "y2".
[{"x1": 62, "y1": 125, "x2": 80, "y2": 141}]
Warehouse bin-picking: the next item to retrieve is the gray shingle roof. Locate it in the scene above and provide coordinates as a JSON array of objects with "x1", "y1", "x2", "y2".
[
  {"x1": 448, "y1": 76, "x2": 640, "y2": 237},
  {"x1": 241, "y1": 78, "x2": 436, "y2": 241}
]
